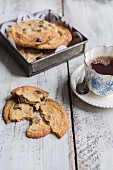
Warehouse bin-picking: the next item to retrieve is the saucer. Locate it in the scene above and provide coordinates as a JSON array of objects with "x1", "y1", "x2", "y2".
[{"x1": 70, "y1": 65, "x2": 113, "y2": 108}]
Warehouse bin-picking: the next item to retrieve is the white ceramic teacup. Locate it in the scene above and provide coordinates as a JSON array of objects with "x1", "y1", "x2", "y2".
[{"x1": 84, "y1": 46, "x2": 113, "y2": 96}]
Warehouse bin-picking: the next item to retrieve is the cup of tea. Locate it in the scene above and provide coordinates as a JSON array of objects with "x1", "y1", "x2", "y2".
[{"x1": 84, "y1": 46, "x2": 113, "y2": 96}]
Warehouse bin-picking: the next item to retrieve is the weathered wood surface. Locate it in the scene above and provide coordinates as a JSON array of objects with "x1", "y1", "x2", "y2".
[
  {"x1": 1, "y1": 0, "x2": 113, "y2": 169},
  {"x1": 0, "y1": 1, "x2": 75, "y2": 170},
  {"x1": 64, "y1": 0, "x2": 113, "y2": 170}
]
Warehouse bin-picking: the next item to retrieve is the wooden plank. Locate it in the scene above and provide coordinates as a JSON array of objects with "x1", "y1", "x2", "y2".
[
  {"x1": 64, "y1": 0, "x2": 113, "y2": 170},
  {"x1": 0, "y1": 0, "x2": 62, "y2": 23},
  {"x1": 0, "y1": 1, "x2": 75, "y2": 170}
]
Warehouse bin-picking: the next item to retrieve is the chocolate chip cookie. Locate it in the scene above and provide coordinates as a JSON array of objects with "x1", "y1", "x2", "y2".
[
  {"x1": 17, "y1": 47, "x2": 54, "y2": 63},
  {"x1": 7, "y1": 20, "x2": 58, "y2": 48},
  {"x1": 36, "y1": 24, "x2": 72, "y2": 49}
]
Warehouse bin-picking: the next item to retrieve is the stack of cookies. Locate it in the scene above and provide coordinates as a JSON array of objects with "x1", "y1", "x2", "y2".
[
  {"x1": 7, "y1": 20, "x2": 72, "y2": 63},
  {"x1": 3, "y1": 86, "x2": 69, "y2": 138}
]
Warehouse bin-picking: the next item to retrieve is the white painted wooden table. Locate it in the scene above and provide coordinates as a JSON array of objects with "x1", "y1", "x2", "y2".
[{"x1": 0, "y1": 0, "x2": 113, "y2": 170}]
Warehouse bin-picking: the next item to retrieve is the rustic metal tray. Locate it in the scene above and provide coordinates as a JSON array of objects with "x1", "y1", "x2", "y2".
[{"x1": 0, "y1": 10, "x2": 88, "y2": 77}]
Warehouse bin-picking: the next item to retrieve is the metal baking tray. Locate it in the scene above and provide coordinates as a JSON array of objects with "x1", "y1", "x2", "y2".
[{"x1": 0, "y1": 10, "x2": 88, "y2": 77}]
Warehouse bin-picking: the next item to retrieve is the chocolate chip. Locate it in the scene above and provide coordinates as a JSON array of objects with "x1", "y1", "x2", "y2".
[
  {"x1": 23, "y1": 28, "x2": 26, "y2": 32},
  {"x1": 39, "y1": 25, "x2": 43, "y2": 27},
  {"x1": 16, "y1": 34, "x2": 20, "y2": 38},
  {"x1": 36, "y1": 56, "x2": 42, "y2": 60},
  {"x1": 36, "y1": 53, "x2": 43, "y2": 60},
  {"x1": 38, "y1": 108, "x2": 42, "y2": 113},
  {"x1": 13, "y1": 105, "x2": 22, "y2": 110},
  {"x1": 18, "y1": 95, "x2": 25, "y2": 103},
  {"x1": 36, "y1": 38, "x2": 42, "y2": 42},
  {"x1": 35, "y1": 91, "x2": 41, "y2": 94},
  {"x1": 12, "y1": 94, "x2": 18, "y2": 100},
  {"x1": 41, "y1": 96, "x2": 45, "y2": 101}
]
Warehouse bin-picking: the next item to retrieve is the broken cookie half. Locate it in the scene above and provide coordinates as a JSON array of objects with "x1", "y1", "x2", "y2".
[
  {"x1": 40, "y1": 98, "x2": 69, "y2": 138},
  {"x1": 3, "y1": 99, "x2": 35, "y2": 124}
]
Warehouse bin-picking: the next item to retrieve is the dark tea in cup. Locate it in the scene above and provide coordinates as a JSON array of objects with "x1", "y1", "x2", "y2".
[{"x1": 90, "y1": 57, "x2": 113, "y2": 75}]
